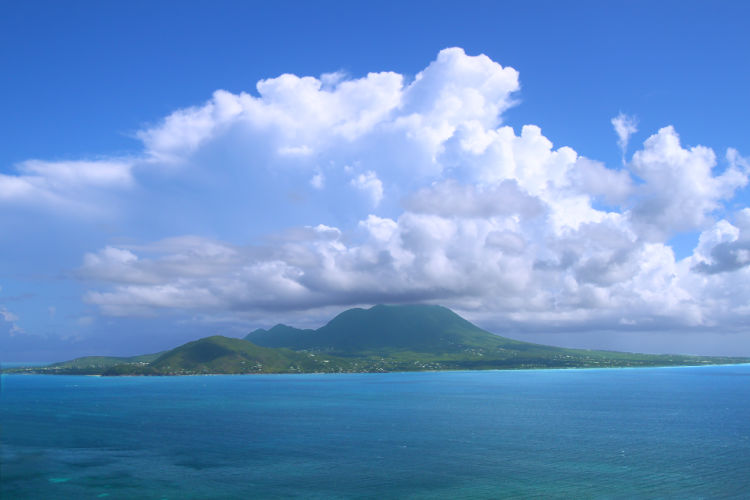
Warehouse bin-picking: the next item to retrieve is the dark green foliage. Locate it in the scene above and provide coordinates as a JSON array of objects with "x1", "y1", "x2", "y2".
[
  {"x1": 247, "y1": 324, "x2": 316, "y2": 347},
  {"x1": 246, "y1": 304, "x2": 511, "y2": 353},
  {"x1": 135, "y1": 336, "x2": 355, "y2": 375}
]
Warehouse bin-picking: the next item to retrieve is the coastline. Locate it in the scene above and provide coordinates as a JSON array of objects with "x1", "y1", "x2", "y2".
[{"x1": 4, "y1": 361, "x2": 750, "y2": 377}]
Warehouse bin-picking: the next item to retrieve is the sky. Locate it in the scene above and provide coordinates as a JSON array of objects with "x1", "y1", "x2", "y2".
[{"x1": 2, "y1": 1, "x2": 750, "y2": 361}]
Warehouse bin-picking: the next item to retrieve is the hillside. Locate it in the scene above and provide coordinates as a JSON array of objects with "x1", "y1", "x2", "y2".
[
  {"x1": 245, "y1": 304, "x2": 748, "y2": 371},
  {"x1": 246, "y1": 304, "x2": 512, "y2": 353},
  {"x1": 6, "y1": 304, "x2": 749, "y2": 375},
  {"x1": 103, "y1": 336, "x2": 355, "y2": 375},
  {"x1": 6, "y1": 352, "x2": 164, "y2": 375}
]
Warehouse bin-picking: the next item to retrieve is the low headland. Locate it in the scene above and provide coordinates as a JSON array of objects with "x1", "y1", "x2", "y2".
[{"x1": 5, "y1": 304, "x2": 748, "y2": 375}]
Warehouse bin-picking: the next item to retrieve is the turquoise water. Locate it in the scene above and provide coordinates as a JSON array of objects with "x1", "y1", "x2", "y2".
[{"x1": 2, "y1": 366, "x2": 750, "y2": 499}]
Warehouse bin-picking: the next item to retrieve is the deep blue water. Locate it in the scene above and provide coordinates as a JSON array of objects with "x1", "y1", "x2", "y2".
[{"x1": 2, "y1": 366, "x2": 750, "y2": 499}]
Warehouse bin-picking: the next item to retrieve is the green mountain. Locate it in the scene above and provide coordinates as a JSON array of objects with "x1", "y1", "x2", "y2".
[
  {"x1": 246, "y1": 304, "x2": 511, "y2": 353},
  {"x1": 6, "y1": 304, "x2": 749, "y2": 375},
  {"x1": 244, "y1": 304, "x2": 748, "y2": 371},
  {"x1": 103, "y1": 336, "x2": 355, "y2": 375}
]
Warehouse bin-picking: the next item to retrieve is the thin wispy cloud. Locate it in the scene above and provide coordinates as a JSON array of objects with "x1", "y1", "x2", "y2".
[{"x1": 611, "y1": 112, "x2": 638, "y2": 162}]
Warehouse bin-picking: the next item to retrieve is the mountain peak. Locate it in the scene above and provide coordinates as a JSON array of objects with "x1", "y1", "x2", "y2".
[
  {"x1": 246, "y1": 303, "x2": 495, "y2": 353},
  {"x1": 16, "y1": 304, "x2": 750, "y2": 375}
]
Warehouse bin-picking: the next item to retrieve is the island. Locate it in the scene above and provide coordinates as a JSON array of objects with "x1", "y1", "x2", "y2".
[{"x1": 5, "y1": 304, "x2": 748, "y2": 375}]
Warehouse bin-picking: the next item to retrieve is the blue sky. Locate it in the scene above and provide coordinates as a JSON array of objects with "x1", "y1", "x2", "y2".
[{"x1": 2, "y1": 1, "x2": 749, "y2": 361}]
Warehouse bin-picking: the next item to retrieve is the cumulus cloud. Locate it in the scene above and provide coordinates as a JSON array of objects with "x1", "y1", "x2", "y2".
[
  {"x1": 569, "y1": 157, "x2": 633, "y2": 206},
  {"x1": 350, "y1": 170, "x2": 384, "y2": 206},
  {"x1": 79, "y1": 237, "x2": 242, "y2": 287},
  {"x1": 1, "y1": 48, "x2": 524, "y2": 223},
  {"x1": 135, "y1": 72, "x2": 406, "y2": 164},
  {"x1": 5, "y1": 47, "x2": 748, "y2": 337},
  {"x1": 692, "y1": 209, "x2": 750, "y2": 274},
  {"x1": 78, "y1": 203, "x2": 735, "y2": 332},
  {"x1": 628, "y1": 127, "x2": 748, "y2": 240},
  {"x1": 404, "y1": 180, "x2": 544, "y2": 218}
]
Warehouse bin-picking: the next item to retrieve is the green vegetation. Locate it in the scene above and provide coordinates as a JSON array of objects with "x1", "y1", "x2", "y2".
[
  {"x1": 247, "y1": 304, "x2": 506, "y2": 353},
  {"x1": 5, "y1": 352, "x2": 163, "y2": 375},
  {"x1": 5, "y1": 305, "x2": 749, "y2": 375},
  {"x1": 107, "y1": 336, "x2": 357, "y2": 375}
]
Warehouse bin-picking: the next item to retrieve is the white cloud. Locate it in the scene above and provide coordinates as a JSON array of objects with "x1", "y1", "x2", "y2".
[
  {"x1": 310, "y1": 171, "x2": 325, "y2": 189},
  {"x1": 0, "y1": 48, "x2": 520, "y2": 217},
  {"x1": 19, "y1": 159, "x2": 133, "y2": 187},
  {"x1": 0, "y1": 159, "x2": 134, "y2": 213},
  {"x1": 691, "y1": 210, "x2": 750, "y2": 274},
  {"x1": 404, "y1": 180, "x2": 544, "y2": 218},
  {"x1": 611, "y1": 112, "x2": 638, "y2": 160},
  {"x1": 135, "y1": 71, "x2": 406, "y2": 164},
  {"x1": 0, "y1": 306, "x2": 23, "y2": 335},
  {"x1": 137, "y1": 89, "x2": 245, "y2": 162},
  {"x1": 570, "y1": 157, "x2": 633, "y2": 206},
  {"x1": 0, "y1": 307, "x2": 18, "y2": 323},
  {"x1": 76, "y1": 194, "x2": 740, "y2": 332},
  {"x1": 402, "y1": 48, "x2": 519, "y2": 127},
  {"x1": 80, "y1": 238, "x2": 241, "y2": 287},
  {"x1": 3, "y1": 47, "x2": 747, "y2": 338},
  {"x1": 628, "y1": 126, "x2": 748, "y2": 240},
  {"x1": 76, "y1": 50, "x2": 749, "y2": 334},
  {"x1": 350, "y1": 171, "x2": 383, "y2": 206}
]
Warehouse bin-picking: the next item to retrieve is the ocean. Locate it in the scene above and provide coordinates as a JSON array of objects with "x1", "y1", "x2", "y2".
[{"x1": 2, "y1": 365, "x2": 749, "y2": 499}]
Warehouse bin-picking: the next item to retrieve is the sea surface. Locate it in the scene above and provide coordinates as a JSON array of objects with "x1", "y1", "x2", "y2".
[{"x1": 2, "y1": 365, "x2": 750, "y2": 499}]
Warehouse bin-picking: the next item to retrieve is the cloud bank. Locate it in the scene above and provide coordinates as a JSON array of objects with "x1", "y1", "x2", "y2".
[{"x1": 5, "y1": 48, "x2": 750, "y2": 336}]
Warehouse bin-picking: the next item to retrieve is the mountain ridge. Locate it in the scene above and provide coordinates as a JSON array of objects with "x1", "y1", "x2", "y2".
[
  {"x1": 245, "y1": 303, "x2": 521, "y2": 353},
  {"x1": 6, "y1": 304, "x2": 749, "y2": 375}
]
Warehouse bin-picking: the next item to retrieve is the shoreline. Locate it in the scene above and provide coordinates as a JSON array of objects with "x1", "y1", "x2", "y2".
[{"x1": 4, "y1": 361, "x2": 750, "y2": 378}]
